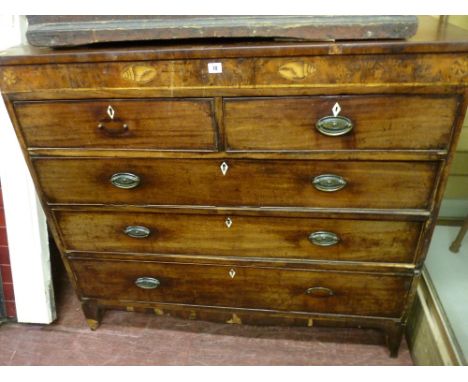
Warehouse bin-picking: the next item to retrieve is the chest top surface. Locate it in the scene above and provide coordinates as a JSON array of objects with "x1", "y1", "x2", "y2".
[{"x1": 0, "y1": 16, "x2": 467, "y2": 66}]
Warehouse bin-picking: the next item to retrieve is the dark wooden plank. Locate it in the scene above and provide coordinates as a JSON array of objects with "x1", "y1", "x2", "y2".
[
  {"x1": 25, "y1": 16, "x2": 419, "y2": 48},
  {"x1": 0, "y1": 17, "x2": 466, "y2": 65}
]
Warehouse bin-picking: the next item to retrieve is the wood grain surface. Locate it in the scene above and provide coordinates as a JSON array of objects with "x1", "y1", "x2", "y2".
[
  {"x1": 224, "y1": 95, "x2": 459, "y2": 151},
  {"x1": 14, "y1": 98, "x2": 217, "y2": 150},
  {"x1": 55, "y1": 210, "x2": 422, "y2": 263},
  {"x1": 70, "y1": 257, "x2": 412, "y2": 318},
  {"x1": 33, "y1": 158, "x2": 438, "y2": 209},
  {"x1": 1, "y1": 53, "x2": 467, "y2": 95},
  {"x1": 25, "y1": 16, "x2": 418, "y2": 47},
  {"x1": 1, "y1": 16, "x2": 466, "y2": 356},
  {"x1": 0, "y1": 17, "x2": 467, "y2": 66}
]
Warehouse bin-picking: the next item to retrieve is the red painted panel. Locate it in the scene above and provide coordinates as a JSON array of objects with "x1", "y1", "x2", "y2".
[
  {"x1": 2, "y1": 282, "x2": 14, "y2": 301},
  {"x1": 5, "y1": 301, "x2": 16, "y2": 318},
  {"x1": 0, "y1": 227, "x2": 8, "y2": 246},
  {"x1": 0, "y1": 264, "x2": 12, "y2": 283},
  {"x1": 0, "y1": 185, "x2": 14, "y2": 317},
  {"x1": 0, "y1": 246, "x2": 9, "y2": 265},
  {"x1": 0, "y1": 208, "x2": 5, "y2": 227}
]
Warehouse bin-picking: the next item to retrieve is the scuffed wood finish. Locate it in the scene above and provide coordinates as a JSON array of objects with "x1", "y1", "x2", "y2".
[
  {"x1": 55, "y1": 210, "x2": 422, "y2": 263},
  {"x1": 81, "y1": 300, "x2": 103, "y2": 330},
  {"x1": 0, "y1": 17, "x2": 466, "y2": 357},
  {"x1": 257, "y1": 54, "x2": 468, "y2": 86},
  {"x1": 33, "y1": 158, "x2": 438, "y2": 210},
  {"x1": 52, "y1": 204, "x2": 431, "y2": 221},
  {"x1": 26, "y1": 149, "x2": 449, "y2": 162},
  {"x1": 0, "y1": 53, "x2": 467, "y2": 95},
  {"x1": 14, "y1": 98, "x2": 217, "y2": 150},
  {"x1": 70, "y1": 257, "x2": 412, "y2": 318},
  {"x1": 0, "y1": 17, "x2": 467, "y2": 65},
  {"x1": 224, "y1": 95, "x2": 459, "y2": 151},
  {"x1": 25, "y1": 16, "x2": 418, "y2": 47},
  {"x1": 65, "y1": 250, "x2": 418, "y2": 274}
]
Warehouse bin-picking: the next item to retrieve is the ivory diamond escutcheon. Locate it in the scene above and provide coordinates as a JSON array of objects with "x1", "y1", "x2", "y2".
[
  {"x1": 107, "y1": 105, "x2": 116, "y2": 120},
  {"x1": 220, "y1": 161, "x2": 229, "y2": 175},
  {"x1": 332, "y1": 102, "x2": 341, "y2": 117}
]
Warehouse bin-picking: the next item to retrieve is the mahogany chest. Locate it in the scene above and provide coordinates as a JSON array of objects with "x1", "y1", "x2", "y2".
[{"x1": 1, "y1": 17, "x2": 466, "y2": 357}]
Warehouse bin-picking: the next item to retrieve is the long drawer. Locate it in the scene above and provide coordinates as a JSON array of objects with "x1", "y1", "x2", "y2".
[
  {"x1": 70, "y1": 257, "x2": 412, "y2": 318},
  {"x1": 34, "y1": 158, "x2": 438, "y2": 209},
  {"x1": 56, "y1": 210, "x2": 422, "y2": 263},
  {"x1": 14, "y1": 98, "x2": 217, "y2": 150},
  {"x1": 224, "y1": 95, "x2": 459, "y2": 151}
]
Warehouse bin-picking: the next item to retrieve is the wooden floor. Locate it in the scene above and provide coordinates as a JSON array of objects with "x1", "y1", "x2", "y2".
[{"x1": 0, "y1": 274, "x2": 413, "y2": 366}]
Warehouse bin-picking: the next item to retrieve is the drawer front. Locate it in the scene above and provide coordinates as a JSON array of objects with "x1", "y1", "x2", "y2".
[
  {"x1": 2, "y1": 54, "x2": 467, "y2": 95},
  {"x1": 71, "y1": 258, "x2": 411, "y2": 318},
  {"x1": 14, "y1": 99, "x2": 217, "y2": 150},
  {"x1": 34, "y1": 158, "x2": 437, "y2": 209},
  {"x1": 56, "y1": 210, "x2": 422, "y2": 263},
  {"x1": 224, "y1": 95, "x2": 459, "y2": 151}
]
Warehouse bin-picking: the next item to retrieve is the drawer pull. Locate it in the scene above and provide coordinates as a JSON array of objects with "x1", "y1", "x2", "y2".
[
  {"x1": 305, "y1": 286, "x2": 334, "y2": 297},
  {"x1": 110, "y1": 172, "x2": 140, "y2": 189},
  {"x1": 308, "y1": 231, "x2": 340, "y2": 246},
  {"x1": 312, "y1": 174, "x2": 347, "y2": 192},
  {"x1": 316, "y1": 115, "x2": 353, "y2": 137},
  {"x1": 98, "y1": 121, "x2": 129, "y2": 136},
  {"x1": 124, "y1": 225, "x2": 151, "y2": 238},
  {"x1": 135, "y1": 277, "x2": 160, "y2": 290},
  {"x1": 98, "y1": 105, "x2": 129, "y2": 136}
]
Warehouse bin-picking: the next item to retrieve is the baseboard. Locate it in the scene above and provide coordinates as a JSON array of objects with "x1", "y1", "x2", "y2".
[{"x1": 406, "y1": 268, "x2": 465, "y2": 365}]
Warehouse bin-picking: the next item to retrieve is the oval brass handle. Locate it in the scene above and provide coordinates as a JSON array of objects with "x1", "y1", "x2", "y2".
[
  {"x1": 135, "y1": 277, "x2": 160, "y2": 289},
  {"x1": 110, "y1": 172, "x2": 140, "y2": 189},
  {"x1": 98, "y1": 120, "x2": 129, "y2": 136},
  {"x1": 305, "y1": 286, "x2": 334, "y2": 297},
  {"x1": 316, "y1": 115, "x2": 353, "y2": 137},
  {"x1": 124, "y1": 225, "x2": 151, "y2": 238},
  {"x1": 312, "y1": 174, "x2": 347, "y2": 192},
  {"x1": 308, "y1": 231, "x2": 339, "y2": 246}
]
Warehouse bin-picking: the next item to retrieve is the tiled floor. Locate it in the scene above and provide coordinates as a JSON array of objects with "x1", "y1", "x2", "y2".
[{"x1": 0, "y1": 273, "x2": 413, "y2": 366}]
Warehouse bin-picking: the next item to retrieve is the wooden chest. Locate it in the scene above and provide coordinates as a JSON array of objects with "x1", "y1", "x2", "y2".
[{"x1": 1, "y1": 17, "x2": 467, "y2": 357}]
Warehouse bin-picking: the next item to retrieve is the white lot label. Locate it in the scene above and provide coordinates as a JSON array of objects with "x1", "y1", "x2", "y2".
[{"x1": 208, "y1": 62, "x2": 223, "y2": 73}]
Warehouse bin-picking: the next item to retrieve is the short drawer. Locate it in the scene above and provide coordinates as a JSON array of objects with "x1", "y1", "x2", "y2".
[
  {"x1": 14, "y1": 98, "x2": 217, "y2": 150},
  {"x1": 56, "y1": 210, "x2": 422, "y2": 264},
  {"x1": 34, "y1": 158, "x2": 437, "y2": 210},
  {"x1": 224, "y1": 95, "x2": 459, "y2": 151},
  {"x1": 71, "y1": 258, "x2": 412, "y2": 318}
]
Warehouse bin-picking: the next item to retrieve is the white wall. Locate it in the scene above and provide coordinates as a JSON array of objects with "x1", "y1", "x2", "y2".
[{"x1": 0, "y1": 15, "x2": 55, "y2": 323}]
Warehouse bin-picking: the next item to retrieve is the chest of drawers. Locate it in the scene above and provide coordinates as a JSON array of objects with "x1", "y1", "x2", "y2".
[{"x1": 1, "y1": 18, "x2": 467, "y2": 358}]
